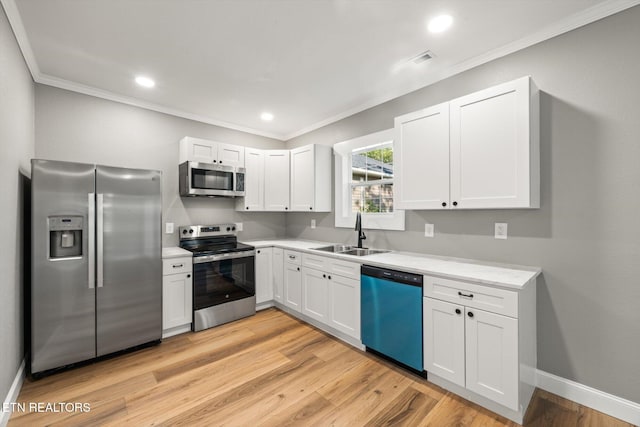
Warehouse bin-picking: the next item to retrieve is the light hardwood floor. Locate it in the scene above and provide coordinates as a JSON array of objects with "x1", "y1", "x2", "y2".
[{"x1": 10, "y1": 308, "x2": 634, "y2": 426}]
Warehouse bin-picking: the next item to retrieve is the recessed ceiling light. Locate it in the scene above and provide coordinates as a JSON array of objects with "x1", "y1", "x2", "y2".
[
  {"x1": 261, "y1": 112, "x2": 274, "y2": 122},
  {"x1": 135, "y1": 76, "x2": 155, "y2": 88},
  {"x1": 428, "y1": 14, "x2": 453, "y2": 33}
]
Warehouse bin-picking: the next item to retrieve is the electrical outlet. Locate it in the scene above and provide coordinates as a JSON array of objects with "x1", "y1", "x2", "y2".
[
  {"x1": 311, "y1": 219, "x2": 316, "y2": 229},
  {"x1": 424, "y1": 223, "x2": 434, "y2": 237},
  {"x1": 236, "y1": 222, "x2": 243, "y2": 232},
  {"x1": 165, "y1": 222, "x2": 174, "y2": 234},
  {"x1": 495, "y1": 223, "x2": 508, "y2": 239}
]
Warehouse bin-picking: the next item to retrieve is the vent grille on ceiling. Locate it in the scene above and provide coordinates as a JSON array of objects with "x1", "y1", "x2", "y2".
[{"x1": 411, "y1": 50, "x2": 435, "y2": 64}]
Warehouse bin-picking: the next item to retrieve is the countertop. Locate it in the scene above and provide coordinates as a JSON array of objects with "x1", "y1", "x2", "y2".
[
  {"x1": 162, "y1": 247, "x2": 192, "y2": 259},
  {"x1": 245, "y1": 239, "x2": 540, "y2": 290}
]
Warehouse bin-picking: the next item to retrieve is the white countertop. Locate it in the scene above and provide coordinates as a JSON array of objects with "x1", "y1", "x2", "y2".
[
  {"x1": 162, "y1": 247, "x2": 192, "y2": 259},
  {"x1": 245, "y1": 239, "x2": 540, "y2": 290}
]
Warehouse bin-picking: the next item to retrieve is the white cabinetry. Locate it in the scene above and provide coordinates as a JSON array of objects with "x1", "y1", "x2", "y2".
[
  {"x1": 179, "y1": 136, "x2": 245, "y2": 167},
  {"x1": 162, "y1": 256, "x2": 193, "y2": 337},
  {"x1": 272, "y1": 248, "x2": 284, "y2": 303},
  {"x1": 283, "y1": 250, "x2": 302, "y2": 312},
  {"x1": 237, "y1": 148, "x2": 265, "y2": 211},
  {"x1": 423, "y1": 274, "x2": 536, "y2": 423},
  {"x1": 264, "y1": 150, "x2": 290, "y2": 211},
  {"x1": 290, "y1": 144, "x2": 332, "y2": 212},
  {"x1": 300, "y1": 253, "x2": 360, "y2": 340},
  {"x1": 395, "y1": 76, "x2": 539, "y2": 210},
  {"x1": 255, "y1": 247, "x2": 274, "y2": 309}
]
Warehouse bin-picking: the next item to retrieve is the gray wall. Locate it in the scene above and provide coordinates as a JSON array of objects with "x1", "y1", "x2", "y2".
[
  {"x1": 35, "y1": 85, "x2": 288, "y2": 247},
  {"x1": 0, "y1": 4, "x2": 34, "y2": 404},
  {"x1": 285, "y1": 7, "x2": 640, "y2": 402}
]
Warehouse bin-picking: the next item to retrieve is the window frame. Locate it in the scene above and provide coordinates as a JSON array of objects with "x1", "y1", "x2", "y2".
[{"x1": 333, "y1": 128, "x2": 405, "y2": 231}]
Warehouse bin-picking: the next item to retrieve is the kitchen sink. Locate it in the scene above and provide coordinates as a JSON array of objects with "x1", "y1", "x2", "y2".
[
  {"x1": 312, "y1": 244, "x2": 357, "y2": 253},
  {"x1": 340, "y1": 248, "x2": 390, "y2": 256}
]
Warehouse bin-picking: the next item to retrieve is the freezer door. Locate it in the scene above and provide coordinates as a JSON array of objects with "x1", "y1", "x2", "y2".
[
  {"x1": 31, "y1": 159, "x2": 97, "y2": 374},
  {"x1": 96, "y1": 165, "x2": 162, "y2": 356}
]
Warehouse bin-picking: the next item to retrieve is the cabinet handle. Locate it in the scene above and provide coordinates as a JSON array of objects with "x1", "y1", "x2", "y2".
[
  {"x1": 458, "y1": 291, "x2": 473, "y2": 298},
  {"x1": 323, "y1": 274, "x2": 326, "y2": 278},
  {"x1": 219, "y1": 161, "x2": 223, "y2": 164},
  {"x1": 453, "y1": 201, "x2": 458, "y2": 206},
  {"x1": 289, "y1": 255, "x2": 296, "y2": 260},
  {"x1": 328, "y1": 275, "x2": 331, "y2": 280},
  {"x1": 309, "y1": 207, "x2": 313, "y2": 210},
  {"x1": 441, "y1": 202, "x2": 447, "y2": 207},
  {"x1": 187, "y1": 274, "x2": 191, "y2": 278},
  {"x1": 213, "y1": 160, "x2": 217, "y2": 163},
  {"x1": 285, "y1": 207, "x2": 288, "y2": 210},
  {"x1": 468, "y1": 311, "x2": 474, "y2": 318},
  {"x1": 173, "y1": 263, "x2": 184, "y2": 268},
  {"x1": 455, "y1": 308, "x2": 461, "y2": 315},
  {"x1": 257, "y1": 250, "x2": 261, "y2": 254},
  {"x1": 297, "y1": 267, "x2": 300, "y2": 271}
]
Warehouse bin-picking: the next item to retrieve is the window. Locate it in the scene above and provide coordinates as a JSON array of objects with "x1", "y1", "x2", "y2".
[{"x1": 334, "y1": 129, "x2": 405, "y2": 230}]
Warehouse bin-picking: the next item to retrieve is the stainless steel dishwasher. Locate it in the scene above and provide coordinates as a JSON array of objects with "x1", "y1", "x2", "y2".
[{"x1": 361, "y1": 265, "x2": 425, "y2": 376}]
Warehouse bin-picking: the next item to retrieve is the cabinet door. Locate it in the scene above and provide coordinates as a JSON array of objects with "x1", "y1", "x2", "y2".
[
  {"x1": 465, "y1": 307, "x2": 519, "y2": 411},
  {"x1": 239, "y1": 148, "x2": 265, "y2": 211},
  {"x1": 264, "y1": 150, "x2": 290, "y2": 211},
  {"x1": 394, "y1": 102, "x2": 450, "y2": 210},
  {"x1": 255, "y1": 248, "x2": 273, "y2": 305},
  {"x1": 217, "y1": 143, "x2": 245, "y2": 168},
  {"x1": 284, "y1": 263, "x2": 302, "y2": 312},
  {"x1": 450, "y1": 76, "x2": 535, "y2": 209},
  {"x1": 179, "y1": 136, "x2": 217, "y2": 163},
  {"x1": 290, "y1": 145, "x2": 315, "y2": 211},
  {"x1": 162, "y1": 273, "x2": 192, "y2": 330},
  {"x1": 423, "y1": 297, "x2": 465, "y2": 387},
  {"x1": 301, "y1": 267, "x2": 328, "y2": 323},
  {"x1": 328, "y1": 274, "x2": 360, "y2": 339},
  {"x1": 272, "y1": 248, "x2": 284, "y2": 303}
]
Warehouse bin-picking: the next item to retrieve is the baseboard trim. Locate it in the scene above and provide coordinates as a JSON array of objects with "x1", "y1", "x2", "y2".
[
  {"x1": 1, "y1": 359, "x2": 25, "y2": 427},
  {"x1": 536, "y1": 369, "x2": 640, "y2": 425}
]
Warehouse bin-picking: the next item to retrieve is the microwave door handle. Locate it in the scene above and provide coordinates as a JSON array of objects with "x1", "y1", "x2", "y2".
[
  {"x1": 88, "y1": 193, "x2": 95, "y2": 289},
  {"x1": 97, "y1": 193, "x2": 104, "y2": 288}
]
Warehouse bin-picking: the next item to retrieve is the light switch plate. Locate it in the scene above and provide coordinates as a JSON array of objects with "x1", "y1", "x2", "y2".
[
  {"x1": 424, "y1": 223, "x2": 434, "y2": 237},
  {"x1": 495, "y1": 223, "x2": 508, "y2": 239},
  {"x1": 236, "y1": 222, "x2": 243, "y2": 232},
  {"x1": 165, "y1": 222, "x2": 174, "y2": 234},
  {"x1": 311, "y1": 219, "x2": 316, "y2": 229}
]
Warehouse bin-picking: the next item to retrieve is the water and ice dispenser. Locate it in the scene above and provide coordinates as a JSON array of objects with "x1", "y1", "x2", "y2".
[{"x1": 49, "y1": 216, "x2": 83, "y2": 259}]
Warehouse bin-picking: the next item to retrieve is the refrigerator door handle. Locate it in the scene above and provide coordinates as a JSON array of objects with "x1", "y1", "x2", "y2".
[
  {"x1": 88, "y1": 193, "x2": 95, "y2": 289},
  {"x1": 97, "y1": 193, "x2": 104, "y2": 288}
]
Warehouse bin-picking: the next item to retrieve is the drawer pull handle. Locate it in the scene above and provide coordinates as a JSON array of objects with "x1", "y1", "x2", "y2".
[
  {"x1": 173, "y1": 263, "x2": 184, "y2": 268},
  {"x1": 455, "y1": 308, "x2": 461, "y2": 315},
  {"x1": 458, "y1": 291, "x2": 473, "y2": 298},
  {"x1": 468, "y1": 311, "x2": 474, "y2": 318},
  {"x1": 289, "y1": 255, "x2": 296, "y2": 260}
]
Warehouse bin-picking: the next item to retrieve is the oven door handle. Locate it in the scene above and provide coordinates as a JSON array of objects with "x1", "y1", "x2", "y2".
[{"x1": 193, "y1": 250, "x2": 256, "y2": 264}]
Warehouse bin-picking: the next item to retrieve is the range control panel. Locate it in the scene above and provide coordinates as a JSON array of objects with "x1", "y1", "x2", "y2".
[{"x1": 179, "y1": 224, "x2": 237, "y2": 239}]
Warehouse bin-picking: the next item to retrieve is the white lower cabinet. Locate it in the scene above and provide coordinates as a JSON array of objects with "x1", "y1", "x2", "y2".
[
  {"x1": 423, "y1": 274, "x2": 536, "y2": 423},
  {"x1": 327, "y1": 273, "x2": 360, "y2": 339},
  {"x1": 255, "y1": 247, "x2": 274, "y2": 308},
  {"x1": 272, "y1": 248, "x2": 284, "y2": 303},
  {"x1": 301, "y1": 267, "x2": 328, "y2": 322},
  {"x1": 283, "y1": 251, "x2": 302, "y2": 312},
  {"x1": 162, "y1": 256, "x2": 193, "y2": 337}
]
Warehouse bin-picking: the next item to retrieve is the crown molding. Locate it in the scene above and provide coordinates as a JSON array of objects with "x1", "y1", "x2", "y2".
[{"x1": 3, "y1": 0, "x2": 639, "y2": 142}]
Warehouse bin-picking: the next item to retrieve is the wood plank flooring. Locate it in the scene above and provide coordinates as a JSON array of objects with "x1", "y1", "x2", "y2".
[{"x1": 9, "y1": 308, "x2": 634, "y2": 427}]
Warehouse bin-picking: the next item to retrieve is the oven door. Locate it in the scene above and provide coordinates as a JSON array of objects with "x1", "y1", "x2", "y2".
[{"x1": 193, "y1": 253, "x2": 255, "y2": 310}]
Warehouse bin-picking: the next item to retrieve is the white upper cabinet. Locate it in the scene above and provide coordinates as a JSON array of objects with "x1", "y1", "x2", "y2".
[
  {"x1": 237, "y1": 148, "x2": 265, "y2": 211},
  {"x1": 395, "y1": 102, "x2": 450, "y2": 210},
  {"x1": 450, "y1": 77, "x2": 539, "y2": 209},
  {"x1": 264, "y1": 150, "x2": 290, "y2": 211},
  {"x1": 179, "y1": 136, "x2": 245, "y2": 167},
  {"x1": 394, "y1": 76, "x2": 539, "y2": 210},
  {"x1": 290, "y1": 144, "x2": 332, "y2": 212}
]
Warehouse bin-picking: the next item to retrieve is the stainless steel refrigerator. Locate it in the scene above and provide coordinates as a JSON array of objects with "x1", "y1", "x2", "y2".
[{"x1": 30, "y1": 159, "x2": 162, "y2": 376}]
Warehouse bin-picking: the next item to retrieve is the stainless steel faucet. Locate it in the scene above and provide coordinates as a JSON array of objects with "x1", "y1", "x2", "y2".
[{"x1": 355, "y1": 211, "x2": 366, "y2": 248}]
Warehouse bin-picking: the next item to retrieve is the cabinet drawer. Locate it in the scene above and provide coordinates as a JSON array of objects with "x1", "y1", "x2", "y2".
[
  {"x1": 163, "y1": 257, "x2": 193, "y2": 275},
  {"x1": 328, "y1": 259, "x2": 360, "y2": 280},
  {"x1": 284, "y1": 250, "x2": 301, "y2": 265},
  {"x1": 302, "y1": 253, "x2": 327, "y2": 270},
  {"x1": 424, "y1": 275, "x2": 517, "y2": 318}
]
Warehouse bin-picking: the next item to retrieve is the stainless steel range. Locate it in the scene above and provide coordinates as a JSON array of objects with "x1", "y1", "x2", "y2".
[{"x1": 179, "y1": 224, "x2": 256, "y2": 331}]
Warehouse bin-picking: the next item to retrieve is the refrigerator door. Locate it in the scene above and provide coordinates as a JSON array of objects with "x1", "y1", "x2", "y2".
[
  {"x1": 31, "y1": 159, "x2": 97, "y2": 374},
  {"x1": 95, "y1": 165, "x2": 162, "y2": 356}
]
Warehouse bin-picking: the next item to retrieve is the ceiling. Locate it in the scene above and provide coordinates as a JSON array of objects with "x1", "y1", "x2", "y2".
[{"x1": 3, "y1": 0, "x2": 637, "y2": 140}]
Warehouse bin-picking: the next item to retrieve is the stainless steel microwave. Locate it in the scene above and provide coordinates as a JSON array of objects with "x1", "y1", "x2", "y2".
[{"x1": 179, "y1": 161, "x2": 245, "y2": 197}]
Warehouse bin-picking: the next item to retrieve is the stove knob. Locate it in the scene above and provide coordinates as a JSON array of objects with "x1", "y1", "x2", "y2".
[
  {"x1": 182, "y1": 229, "x2": 187, "y2": 234},
  {"x1": 232, "y1": 226, "x2": 236, "y2": 231},
  {"x1": 189, "y1": 229, "x2": 194, "y2": 234},
  {"x1": 226, "y1": 227, "x2": 231, "y2": 232}
]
